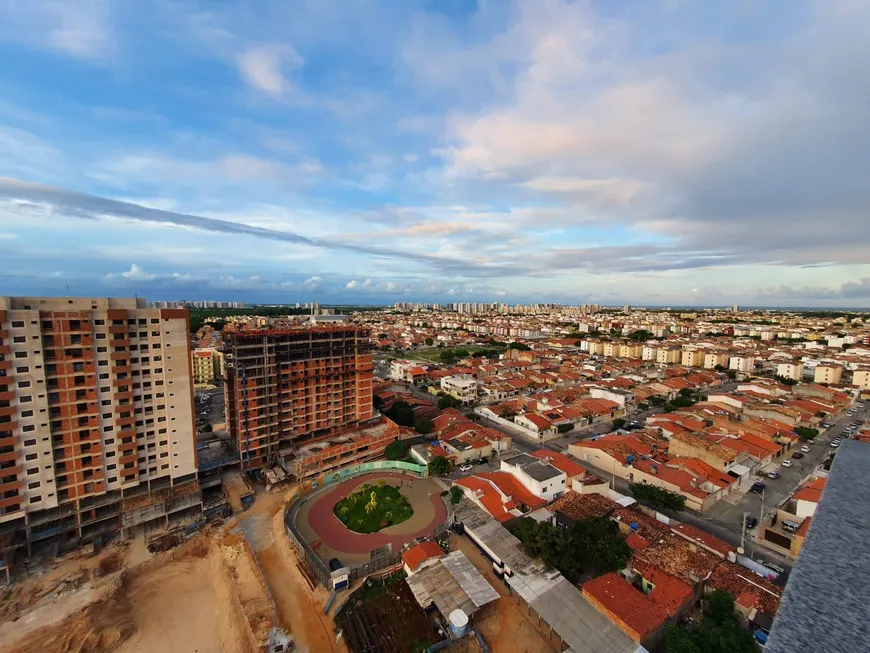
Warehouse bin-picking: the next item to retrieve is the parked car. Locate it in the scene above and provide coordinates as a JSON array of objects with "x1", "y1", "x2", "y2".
[
  {"x1": 459, "y1": 463, "x2": 473, "y2": 472},
  {"x1": 822, "y1": 422, "x2": 832, "y2": 428},
  {"x1": 750, "y1": 482, "x2": 766, "y2": 494},
  {"x1": 800, "y1": 445, "x2": 811, "y2": 453},
  {"x1": 831, "y1": 441, "x2": 840, "y2": 449},
  {"x1": 781, "y1": 459, "x2": 793, "y2": 468},
  {"x1": 478, "y1": 457, "x2": 489, "y2": 464},
  {"x1": 745, "y1": 516, "x2": 759, "y2": 529},
  {"x1": 767, "y1": 471, "x2": 780, "y2": 479},
  {"x1": 792, "y1": 452, "x2": 804, "y2": 459}
]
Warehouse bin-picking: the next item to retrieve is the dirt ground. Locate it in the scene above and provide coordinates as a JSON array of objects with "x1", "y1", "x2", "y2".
[
  {"x1": 449, "y1": 534, "x2": 561, "y2": 653},
  {"x1": 0, "y1": 531, "x2": 271, "y2": 653},
  {"x1": 241, "y1": 487, "x2": 347, "y2": 653}
]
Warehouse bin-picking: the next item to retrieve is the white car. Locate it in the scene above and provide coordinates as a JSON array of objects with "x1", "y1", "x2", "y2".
[
  {"x1": 459, "y1": 463, "x2": 473, "y2": 472},
  {"x1": 781, "y1": 460, "x2": 794, "y2": 468},
  {"x1": 800, "y1": 445, "x2": 811, "y2": 453},
  {"x1": 831, "y1": 441, "x2": 840, "y2": 448}
]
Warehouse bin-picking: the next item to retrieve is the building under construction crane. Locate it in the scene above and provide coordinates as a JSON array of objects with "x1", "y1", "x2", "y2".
[{"x1": 224, "y1": 324, "x2": 378, "y2": 473}]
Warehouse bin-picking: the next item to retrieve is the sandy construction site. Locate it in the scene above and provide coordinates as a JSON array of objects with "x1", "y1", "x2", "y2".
[
  {"x1": 0, "y1": 529, "x2": 273, "y2": 653},
  {"x1": 0, "y1": 486, "x2": 346, "y2": 653}
]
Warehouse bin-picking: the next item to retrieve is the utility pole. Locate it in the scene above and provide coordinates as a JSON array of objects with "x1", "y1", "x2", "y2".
[
  {"x1": 740, "y1": 512, "x2": 747, "y2": 551},
  {"x1": 759, "y1": 488, "x2": 765, "y2": 528}
]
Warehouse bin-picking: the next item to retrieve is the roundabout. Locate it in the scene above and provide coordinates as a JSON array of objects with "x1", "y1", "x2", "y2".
[{"x1": 295, "y1": 472, "x2": 449, "y2": 565}]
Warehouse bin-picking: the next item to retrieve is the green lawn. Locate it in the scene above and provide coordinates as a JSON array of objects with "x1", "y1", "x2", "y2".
[{"x1": 334, "y1": 483, "x2": 414, "y2": 534}]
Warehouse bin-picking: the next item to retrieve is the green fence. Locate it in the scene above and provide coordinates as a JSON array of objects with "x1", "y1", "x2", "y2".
[{"x1": 313, "y1": 460, "x2": 428, "y2": 489}]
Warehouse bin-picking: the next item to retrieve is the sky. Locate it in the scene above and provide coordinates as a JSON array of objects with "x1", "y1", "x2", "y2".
[{"x1": 1, "y1": 0, "x2": 870, "y2": 307}]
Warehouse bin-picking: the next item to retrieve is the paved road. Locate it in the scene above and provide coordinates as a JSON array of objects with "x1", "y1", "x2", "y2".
[{"x1": 703, "y1": 401, "x2": 869, "y2": 532}]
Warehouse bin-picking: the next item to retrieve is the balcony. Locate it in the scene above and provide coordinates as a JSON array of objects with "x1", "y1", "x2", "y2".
[
  {"x1": 0, "y1": 421, "x2": 16, "y2": 436},
  {"x1": 0, "y1": 345, "x2": 9, "y2": 356},
  {"x1": 0, "y1": 406, "x2": 14, "y2": 418},
  {"x1": 0, "y1": 437, "x2": 16, "y2": 449},
  {"x1": 0, "y1": 495, "x2": 21, "y2": 509},
  {"x1": 108, "y1": 325, "x2": 127, "y2": 335},
  {"x1": 0, "y1": 361, "x2": 10, "y2": 371},
  {"x1": 0, "y1": 330, "x2": 7, "y2": 339},
  {"x1": 110, "y1": 351, "x2": 130, "y2": 361},
  {"x1": 113, "y1": 365, "x2": 132, "y2": 375},
  {"x1": 0, "y1": 477, "x2": 22, "y2": 493}
]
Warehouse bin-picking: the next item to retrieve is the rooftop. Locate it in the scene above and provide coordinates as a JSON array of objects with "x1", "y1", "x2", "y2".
[
  {"x1": 502, "y1": 453, "x2": 564, "y2": 482},
  {"x1": 582, "y1": 573, "x2": 669, "y2": 641},
  {"x1": 550, "y1": 491, "x2": 618, "y2": 523},
  {"x1": 766, "y1": 440, "x2": 870, "y2": 653}
]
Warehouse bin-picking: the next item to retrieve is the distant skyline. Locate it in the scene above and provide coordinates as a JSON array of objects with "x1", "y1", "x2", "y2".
[{"x1": 1, "y1": 1, "x2": 870, "y2": 307}]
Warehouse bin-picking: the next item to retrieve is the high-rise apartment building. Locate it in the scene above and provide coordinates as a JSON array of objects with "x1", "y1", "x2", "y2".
[
  {"x1": 224, "y1": 324, "x2": 375, "y2": 472},
  {"x1": 0, "y1": 296, "x2": 200, "y2": 552}
]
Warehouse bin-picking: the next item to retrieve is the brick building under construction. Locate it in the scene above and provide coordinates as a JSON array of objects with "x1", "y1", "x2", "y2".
[{"x1": 224, "y1": 325, "x2": 396, "y2": 476}]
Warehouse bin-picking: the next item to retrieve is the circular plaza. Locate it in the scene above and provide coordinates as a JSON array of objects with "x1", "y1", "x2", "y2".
[{"x1": 295, "y1": 472, "x2": 449, "y2": 566}]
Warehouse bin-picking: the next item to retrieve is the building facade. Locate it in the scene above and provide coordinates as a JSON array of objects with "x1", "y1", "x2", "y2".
[
  {"x1": 224, "y1": 325, "x2": 374, "y2": 471},
  {"x1": 0, "y1": 296, "x2": 199, "y2": 551}
]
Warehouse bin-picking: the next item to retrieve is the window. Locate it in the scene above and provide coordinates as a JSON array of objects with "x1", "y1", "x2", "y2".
[
  {"x1": 22, "y1": 425, "x2": 35, "y2": 432},
  {"x1": 20, "y1": 409, "x2": 33, "y2": 418},
  {"x1": 18, "y1": 380, "x2": 30, "y2": 388},
  {"x1": 19, "y1": 395, "x2": 31, "y2": 403},
  {"x1": 11, "y1": 321, "x2": 24, "y2": 328},
  {"x1": 14, "y1": 351, "x2": 27, "y2": 359},
  {"x1": 27, "y1": 481, "x2": 40, "y2": 490},
  {"x1": 98, "y1": 360, "x2": 108, "y2": 367},
  {"x1": 12, "y1": 336, "x2": 26, "y2": 343},
  {"x1": 94, "y1": 319, "x2": 105, "y2": 326},
  {"x1": 99, "y1": 373, "x2": 109, "y2": 380},
  {"x1": 103, "y1": 425, "x2": 113, "y2": 432},
  {"x1": 107, "y1": 476, "x2": 117, "y2": 483},
  {"x1": 102, "y1": 413, "x2": 111, "y2": 419},
  {"x1": 150, "y1": 318, "x2": 159, "y2": 324},
  {"x1": 101, "y1": 399, "x2": 111, "y2": 406},
  {"x1": 95, "y1": 333, "x2": 106, "y2": 340},
  {"x1": 29, "y1": 495, "x2": 42, "y2": 504},
  {"x1": 15, "y1": 366, "x2": 28, "y2": 373},
  {"x1": 97, "y1": 346, "x2": 107, "y2": 353},
  {"x1": 23, "y1": 438, "x2": 36, "y2": 447},
  {"x1": 25, "y1": 453, "x2": 37, "y2": 461},
  {"x1": 27, "y1": 467, "x2": 38, "y2": 475}
]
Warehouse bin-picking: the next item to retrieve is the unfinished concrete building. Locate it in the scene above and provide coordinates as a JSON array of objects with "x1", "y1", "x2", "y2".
[
  {"x1": 0, "y1": 296, "x2": 201, "y2": 557},
  {"x1": 224, "y1": 325, "x2": 379, "y2": 473}
]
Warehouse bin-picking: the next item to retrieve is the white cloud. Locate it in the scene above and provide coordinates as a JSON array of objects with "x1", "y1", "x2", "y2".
[
  {"x1": 0, "y1": 0, "x2": 113, "y2": 60},
  {"x1": 236, "y1": 43, "x2": 304, "y2": 96},
  {"x1": 106, "y1": 263, "x2": 157, "y2": 281}
]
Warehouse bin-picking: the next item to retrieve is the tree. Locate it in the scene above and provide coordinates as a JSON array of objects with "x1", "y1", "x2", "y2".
[
  {"x1": 648, "y1": 395, "x2": 667, "y2": 406},
  {"x1": 385, "y1": 400, "x2": 416, "y2": 427},
  {"x1": 437, "y1": 394, "x2": 462, "y2": 410},
  {"x1": 726, "y1": 369, "x2": 738, "y2": 380},
  {"x1": 612, "y1": 418, "x2": 626, "y2": 430},
  {"x1": 665, "y1": 590, "x2": 758, "y2": 653},
  {"x1": 714, "y1": 364, "x2": 727, "y2": 372},
  {"x1": 774, "y1": 374, "x2": 799, "y2": 386},
  {"x1": 449, "y1": 485, "x2": 463, "y2": 504},
  {"x1": 629, "y1": 482, "x2": 687, "y2": 513},
  {"x1": 414, "y1": 417, "x2": 433, "y2": 435},
  {"x1": 427, "y1": 456, "x2": 452, "y2": 475},
  {"x1": 795, "y1": 426, "x2": 819, "y2": 441},
  {"x1": 200, "y1": 424, "x2": 213, "y2": 433},
  {"x1": 679, "y1": 388, "x2": 694, "y2": 397},
  {"x1": 385, "y1": 441, "x2": 408, "y2": 460},
  {"x1": 638, "y1": 402, "x2": 649, "y2": 411},
  {"x1": 508, "y1": 342, "x2": 531, "y2": 351},
  {"x1": 425, "y1": 337, "x2": 434, "y2": 346},
  {"x1": 514, "y1": 516, "x2": 630, "y2": 583}
]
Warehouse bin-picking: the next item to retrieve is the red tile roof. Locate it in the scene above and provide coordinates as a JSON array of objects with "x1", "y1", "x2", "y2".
[
  {"x1": 583, "y1": 573, "x2": 669, "y2": 641},
  {"x1": 529, "y1": 449, "x2": 585, "y2": 478},
  {"x1": 478, "y1": 471, "x2": 548, "y2": 510},
  {"x1": 402, "y1": 540, "x2": 444, "y2": 571},
  {"x1": 708, "y1": 561, "x2": 783, "y2": 616},
  {"x1": 550, "y1": 491, "x2": 618, "y2": 522},
  {"x1": 670, "y1": 522, "x2": 735, "y2": 557}
]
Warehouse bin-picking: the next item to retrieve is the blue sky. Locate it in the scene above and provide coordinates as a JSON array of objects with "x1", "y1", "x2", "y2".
[{"x1": 1, "y1": 0, "x2": 870, "y2": 306}]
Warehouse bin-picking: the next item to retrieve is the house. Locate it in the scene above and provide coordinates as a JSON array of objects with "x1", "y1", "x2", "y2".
[
  {"x1": 703, "y1": 352, "x2": 729, "y2": 369},
  {"x1": 402, "y1": 540, "x2": 446, "y2": 576},
  {"x1": 529, "y1": 449, "x2": 586, "y2": 484},
  {"x1": 440, "y1": 375, "x2": 479, "y2": 403},
  {"x1": 514, "y1": 412, "x2": 558, "y2": 440},
  {"x1": 729, "y1": 356, "x2": 756, "y2": 373},
  {"x1": 499, "y1": 453, "x2": 567, "y2": 501},
  {"x1": 550, "y1": 491, "x2": 618, "y2": 528},
  {"x1": 582, "y1": 573, "x2": 674, "y2": 647},
  {"x1": 453, "y1": 472, "x2": 548, "y2": 523},
  {"x1": 666, "y1": 431, "x2": 739, "y2": 472}
]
